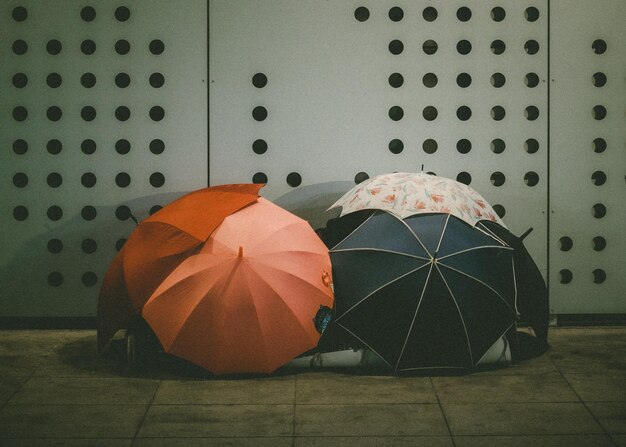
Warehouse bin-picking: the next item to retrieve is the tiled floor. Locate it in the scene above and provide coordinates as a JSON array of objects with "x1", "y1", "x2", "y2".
[{"x1": 0, "y1": 327, "x2": 625, "y2": 446}]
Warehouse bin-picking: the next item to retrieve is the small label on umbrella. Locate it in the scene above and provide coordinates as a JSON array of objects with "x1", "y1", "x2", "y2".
[{"x1": 313, "y1": 305, "x2": 332, "y2": 334}]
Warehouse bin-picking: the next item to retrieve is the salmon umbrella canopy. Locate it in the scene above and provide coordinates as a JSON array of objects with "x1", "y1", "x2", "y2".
[
  {"x1": 141, "y1": 198, "x2": 334, "y2": 374},
  {"x1": 97, "y1": 184, "x2": 263, "y2": 352}
]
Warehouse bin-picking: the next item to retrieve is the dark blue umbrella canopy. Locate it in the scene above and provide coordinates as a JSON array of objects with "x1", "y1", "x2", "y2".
[{"x1": 330, "y1": 211, "x2": 517, "y2": 372}]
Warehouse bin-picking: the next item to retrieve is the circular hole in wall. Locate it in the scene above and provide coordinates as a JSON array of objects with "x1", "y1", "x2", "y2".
[
  {"x1": 492, "y1": 204, "x2": 506, "y2": 218},
  {"x1": 115, "y1": 173, "x2": 131, "y2": 188},
  {"x1": 525, "y1": 106, "x2": 540, "y2": 120},
  {"x1": 559, "y1": 236, "x2": 573, "y2": 251},
  {"x1": 525, "y1": 72, "x2": 540, "y2": 87},
  {"x1": 491, "y1": 139, "x2": 506, "y2": 154},
  {"x1": 81, "y1": 172, "x2": 97, "y2": 188},
  {"x1": 524, "y1": 171, "x2": 539, "y2": 186},
  {"x1": 252, "y1": 73, "x2": 267, "y2": 88},
  {"x1": 490, "y1": 40, "x2": 506, "y2": 55},
  {"x1": 47, "y1": 139, "x2": 62, "y2": 155},
  {"x1": 48, "y1": 272, "x2": 63, "y2": 287},
  {"x1": 13, "y1": 139, "x2": 28, "y2": 155},
  {"x1": 149, "y1": 72, "x2": 165, "y2": 88},
  {"x1": 354, "y1": 6, "x2": 370, "y2": 22},
  {"x1": 47, "y1": 239, "x2": 63, "y2": 254},
  {"x1": 592, "y1": 269, "x2": 606, "y2": 284},
  {"x1": 252, "y1": 106, "x2": 267, "y2": 121},
  {"x1": 46, "y1": 39, "x2": 62, "y2": 55},
  {"x1": 149, "y1": 106, "x2": 165, "y2": 121},
  {"x1": 252, "y1": 139, "x2": 267, "y2": 154},
  {"x1": 423, "y1": 139, "x2": 438, "y2": 154},
  {"x1": 115, "y1": 239, "x2": 127, "y2": 251},
  {"x1": 13, "y1": 73, "x2": 28, "y2": 88},
  {"x1": 81, "y1": 6, "x2": 96, "y2": 22},
  {"x1": 81, "y1": 238, "x2": 97, "y2": 254},
  {"x1": 456, "y1": 106, "x2": 472, "y2": 121},
  {"x1": 81, "y1": 139, "x2": 96, "y2": 154},
  {"x1": 81, "y1": 205, "x2": 97, "y2": 221},
  {"x1": 524, "y1": 40, "x2": 540, "y2": 55},
  {"x1": 592, "y1": 236, "x2": 606, "y2": 251},
  {"x1": 355, "y1": 172, "x2": 369, "y2": 184},
  {"x1": 457, "y1": 139, "x2": 471, "y2": 154},
  {"x1": 456, "y1": 172, "x2": 472, "y2": 185},
  {"x1": 423, "y1": 73, "x2": 438, "y2": 88},
  {"x1": 525, "y1": 7, "x2": 540, "y2": 22},
  {"x1": 149, "y1": 205, "x2": 162, "y2": 215},
  {"x1": 287, "y1": 172, "x2": 302, "y2": 187},
  {"x1": 150, "y1": 172, "x2": 165, "y2": 187},
  {"x1": 115, "y1": 39, "x2": 130, "y2": 55},
  {"x1": 46, "y1": 73, "x2": 62, "y2": 88},
  {"x1": 592, "y1": 203, "x2": 606, "y2": 218},
  {"x1": 81, "y1": 73, "x2": 96, "y2": 88},
  {"x1": 592, "y1": 72, "x2": 607, "y2": 87},
  {"x1": 592, "y1": 138, "x2": 606, "y2": 153},
  {"x1": 423, "y1": 7, "x2": 438, "y2": 21},
  {"x1": 423, "y1": 40, "x2": 438, "y2": 55},
  {"x1": 591, "y1": 171, "x2": 606, "y2": 186},
  {"x1": 389, "y1": 72, "x2": 404, "y2": 88},
  {"x1": 115, "y1": 205, "x2": 131, "y2": 221},
  {"x1": 525, "y1": 138, "x2": 539, "y2": 154},
  {"x1": 491, "y1": 106, "x2": 506, "y2": 121},
  {"x1": 12, "y1": 39, "x2": 28, "y2": 55},
  {"x1": 252, "y1": 172, "x2": 267, "y2": 184},
  {"x1": 592, "y1": 39, "x2": 607, "y2": 54},
  {"x1": 115, "y1": 6, "x2": 131, "y2": 22},
  {"x1": 592, "y1": 105, "x2": 606, "y2": 120},
  {"x1": 115, "y1": 73, "x2": 131, "y2": 88},
  {"x1": 389, "y1": 39, "x2": 404, "y2": 55},
  {"x1": 456, "y1": 6, "x2": 472, "y2": 21},
  {"x1": 82, "y1": 272, "x2": 98, "y2": 287},
  {"x1": 47, "y1": 106, "x2": 62, "y2": 122},
  {"x1": 12, "y1": 6, "x2": 28, "y2": 21},
  {"x1": 559, "y1": 269, "x2": 573, "y2": 284},
  {"x1": 423, "y1": 106, "x2": 438, "y2": 121},
  {"x1": 150, "y1": 139, "x2": 165, "y2": 154},
  {"x1": 47, "y1": 172, "x2": 63, "y2": 188},
  {"x1": 388, "y1": 106, "x2": 404, "y2": 121},
  {"x1": 490, "y1": 172, "x2": 505, "y2": 186},
  {"x1": 13, "y1": 206, "x2": 29, "y2": 221},
  {"x1": 13, "y1": 172, "x2": 28, "y2": 188},
  {"x1": 457, "y1": 73, "x2": 472, "y2": 88},
  {"x1": 389, "y1": 6, "x2": 404, "y2": 22},
  {"x1": 81, "y1": 39, "x2": 96, "y2": 55},
  {"x1": 81, "y1": 106, "x2": 96, "y2": 121},
  {"x1": 47, "y1": 205, "x2": 63, "y2": 221},
  {"x1": 115, "y1": 106, "x2": 131, "y2": 121},
  {"x1": 13, "y1": 106, "x2": 28, "y2": 122},
  {"x1": 491, "y1": 7, "x2": 506, "y2": 21},
  {"x1": 456, "y1": 39, "x2": 472, "y2": 55},
  {"x1": 491, "y1": 73, "x2": 506, "y2": 88},
  {"x1": 115, "y1": 139, "x2": 131, "y2": 154},
  {"x1": 149, "y1": 39, "x2": 165, "y2": 55},
  {"x1": 388, "y1": 139, "x2": 404, "y2": 154}
]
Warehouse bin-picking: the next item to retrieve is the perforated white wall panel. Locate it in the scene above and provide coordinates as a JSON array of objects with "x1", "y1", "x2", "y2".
[
  {"x1": 550, "y1": 0, "x2": 626, "y2": 313},
  {"x1": 210, "y1": 0, "x2": 548, "y2": 273},
  {"x1": 1, "y1": 0, "x2": 207, "y2": 316}
]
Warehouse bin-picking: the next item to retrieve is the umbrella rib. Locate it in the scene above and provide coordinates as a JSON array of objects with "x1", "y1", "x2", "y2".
[
  {"x1": 334, "y1": 262, "x2": 431, "y2": 323},
  {"x1": 330, "y1": 247, "x2": 430, "y2": 262},
  {"x1": 436, "y1": 261, "x2": 517, "y2": 315},
  {"x1": 435, "y1": 263, "x2": 474, "y2": 367},
  {"x1": 435, "y1": 214, "x2": 451, "y2": 254},
  {"x1": 437, "y1": 245, "x2": 513, "y2": 261},
  {"x1": 394, "y1": 214, "x2": 433, "y2": 257},
  {"x1": 394, "y1": 263, "x2": 434, "y2": 372},
  {"x1": 335, "y1": 322, "x2": 393, "y2": 369},
  {"x1": 330, "y1": 212, "x2": 377, "y2": 250},
  {"x1": 475, "y1": 223, "x2": 509, "y2": 246},
  {"x1": 474, "y1": 322, "x2": 515, "y2": 366}
]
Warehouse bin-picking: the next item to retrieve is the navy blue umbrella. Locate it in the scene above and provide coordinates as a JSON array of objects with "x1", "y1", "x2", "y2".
[{"x1": 330, "y1": 211, "x2": 518, "y2": 372}]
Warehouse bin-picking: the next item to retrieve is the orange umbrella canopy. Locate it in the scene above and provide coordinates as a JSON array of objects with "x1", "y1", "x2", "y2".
[
  {"x1": 97, "y1": 184, "x2": 263, "y2": 352},
  {"x1": 142, "y1": 198, "x2": 334, "y2": 374}
]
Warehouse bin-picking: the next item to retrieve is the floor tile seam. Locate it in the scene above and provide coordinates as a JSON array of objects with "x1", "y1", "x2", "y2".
[
  {"x1": 1, "y1": 370, "x2": 36, "y2": 411},
  {"x1": 429, "y1": 377, "x2": 457, "y2": 447},
  {"x1": 130, "y1": 379, "x2": 161, "y2": 447}
]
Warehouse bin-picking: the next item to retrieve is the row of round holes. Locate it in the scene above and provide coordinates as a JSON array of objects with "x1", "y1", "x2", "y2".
[
  {"x1": 389, "y1": 138, "x2": 541, "y2": 155},
  {"x1": 387, "y1": 105, "x2": 541, "y2": 121},
  {"x1": 390, "y1": 72, "x2": 542, "y2": 88},
  {"x1": 11, "y1": 5, "x2": 132, "y2": 22},
  {"x1": 10, "y1": 39, "x2": 164, "y2": 56},
  {"x1": 11, "y1": 172, "x2": 166, "y2": 189},
  {"x1": 11, "y1": 106, "x2": 166, "y2": 122},
  {"x1": 386, "y1": 39, "x2": 541, "y2": 56},
  {"x1": 354, "y1": 6, "x2": 540, "y2": 23},
  {"x1": 12, "y1": 203, "x2": 163, "y2": 222},
  {"x1": 559, "y1": 269, "x2": 607, "y2": 284},
  {"x1": 11, "y1": 139, "x2": 165, "y2": 155},
  {"x1": 559, "y1": 236, "x2": 608, "y2": 252},
  {"x1": 46, "y1": 271, "x2": 99, "y2": 288},
  {"x1": 11, "y1": 72, "x2": 165, "y2": 89}
]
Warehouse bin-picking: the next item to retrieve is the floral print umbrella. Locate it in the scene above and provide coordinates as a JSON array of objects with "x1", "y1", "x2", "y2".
[{"x1": 328, "y1": 172, "x2": 506, "y2": 228}]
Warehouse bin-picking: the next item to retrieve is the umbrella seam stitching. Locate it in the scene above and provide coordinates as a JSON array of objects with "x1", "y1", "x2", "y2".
[
  {"x1": 434, "y1": 214, "x2": 451, "y2": 254},
  {"x1": 334, "y1": 322, "x2": 394, "y2": 369},
  {"x1": 329, "y1": 212, "x2": 377, "y2": 250},
  {"x1": 437, "y1": 245, "x2": 514, "y2": 261},
  {"x1": 330, "y1": 247, "x2": 430, "y2": 261}
]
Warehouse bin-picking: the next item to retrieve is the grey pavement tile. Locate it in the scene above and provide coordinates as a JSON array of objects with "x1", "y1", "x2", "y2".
[
  {"x1": 432, "y1": 372, "x2": 578, "y2": 403},
  {"x1": 138, "y1": 404, "x2": 293, "y2": 437},
  {"x1": 586, "y1": 402, "x2": 626, "y2": 433},
  {"x1": 0, "y1": 356, "x2": 39, "y2": 378},
  {"x1": 453, "y1": 434, "x2": 615, "y2": 447},
  {"x1": 296, "y1": 372, "x2": 437, "y2": 404},
  {"x1": 8, "y1": 377, "x2": 159, "y2": 405},
  {"x1": 154, "y1": 376, "x2": 295, "y2": 404},
  {"x1": 0, "y1": 330, "x2": 90, "y2": 356},
  {"x1": 478, "y1": 352, "x2": 559, "y2": 376},
  {"x1": 612, "y1": 434, "x2": 626, "y2": 446},
  {"x1": 548, "y1": 328, "x2": 626, "y2": 374},
  {"x1": 0, "y1": 440, "x2": 132, "y2": 447},
  {"x1": 0, "y1": 377, "x2": 27, "y2": 406},
  {"x1": 564, "y1": 373, "x2": 626, "y2": 402},
  {"x1": 133, "y1": 438, "x2": 293, "y2": 447},
  {"x1": 443, "y1": 403, "x2": 604, "y2": 436},
  {"x1": 294, "y1": 436, "x2": 454, "y2": 446},
  {"x1": 295, "y1": 404, "x2": 448, "y2": 437},
  {"x1": 0, "y1": 404, "x2": 147, "y2": 438}
]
